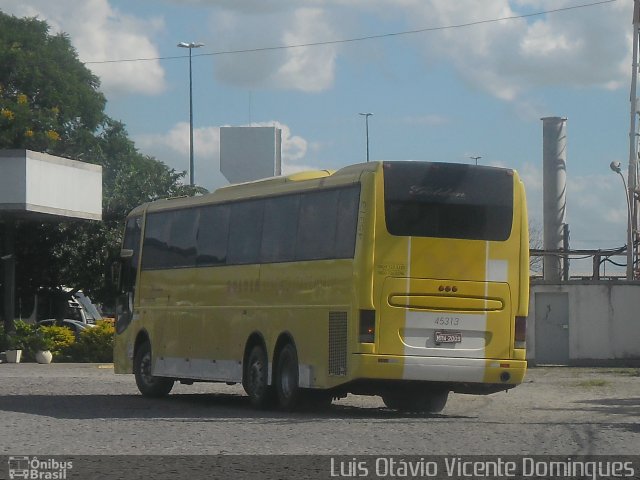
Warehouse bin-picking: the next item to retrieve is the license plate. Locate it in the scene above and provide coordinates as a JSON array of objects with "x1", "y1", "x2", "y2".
[{"x1": 435, "y1": 331, "x2": 462, "y2": 344}]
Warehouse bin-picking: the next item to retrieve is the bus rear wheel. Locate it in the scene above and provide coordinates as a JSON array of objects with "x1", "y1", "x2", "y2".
[
  {"x1": 243, "y1": 345, "x2": 272, "y2": 408},
  {"x1": 134, "y1": 341, "x2": 174, "y2": 398},
  {"x1": 275, "y1": 343, "x2": 300, "y2": 410},
  {"x1": 382, "y1": 389, "x2": 448, "y2": 414}
]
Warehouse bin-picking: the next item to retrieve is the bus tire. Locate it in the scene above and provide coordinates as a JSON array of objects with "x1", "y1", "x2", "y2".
[
  {"x1": 425, "y1": 390, "x2": 449, "y2": 413},
  {"x1": 134, "y1": 341, "x2": 174, "y2": 398},
  {"x1": 275, "y1": 343, "x2": 300, "y2": 410},
  {"x1": 243, "y1": 345, "x2": 272, "y2": 408},
  {"x1": 382, "y1": 389, "x2": 448, "y2": 414}
]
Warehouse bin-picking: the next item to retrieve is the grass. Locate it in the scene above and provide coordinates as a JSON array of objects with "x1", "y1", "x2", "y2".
[
  {"x1": 574, "y1": 379, "x2": 609, "y2": 387},
  {"x1": 604, "y1": 368, "x2": 640, "y2": 377}
]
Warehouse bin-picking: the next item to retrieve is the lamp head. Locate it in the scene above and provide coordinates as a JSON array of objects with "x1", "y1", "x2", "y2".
[
  {"x1": 610, "y1": 161, "x2": 622, "y2": 174},
  {"x1": 177, "y1": 42, "x2": 204, "y2": 48}
]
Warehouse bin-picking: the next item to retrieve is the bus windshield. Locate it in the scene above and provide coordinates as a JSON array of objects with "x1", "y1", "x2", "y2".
[{"x1": 383, "y1": 161, "x2": 513, "y2": 241}]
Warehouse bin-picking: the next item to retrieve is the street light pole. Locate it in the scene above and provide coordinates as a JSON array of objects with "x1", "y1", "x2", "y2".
[
  {"x1": 626, "y1": 1, "x2": 640, "y2": 279},
  {"x1": 470, "y1": 155, "x2": 482, "y2": 166},
  {"x1": 359, "y1": 113, "x2": 373, "y2": 162},
  {"x1": 178, "y1": 41, "x2": 204, "y2": 186},
  {"x1": 611, "y1": 161, "x2": 633, "y2": 277}
]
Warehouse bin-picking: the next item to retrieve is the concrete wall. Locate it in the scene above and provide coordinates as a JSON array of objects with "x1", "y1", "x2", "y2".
[
  {"x1": 0, "y1": 150, "x2": 101, "y2": 220},
  {"x1": 219, "y1": 127, "x2": 282, "y2": 184},
  {"x1": 527, "y1": 282, "x2": 640, "y2": 365}
]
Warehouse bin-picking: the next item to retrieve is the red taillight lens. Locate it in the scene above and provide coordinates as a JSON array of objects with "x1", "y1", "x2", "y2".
[
  {"x1": 514, "y1": 316, "x2": 527, "y2": 348},
  {"x1": 359, "y1": 310, "x2": 375, "y2": 343}
]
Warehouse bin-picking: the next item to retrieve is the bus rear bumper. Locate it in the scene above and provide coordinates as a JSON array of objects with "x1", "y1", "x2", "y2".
[{"x1": 353, "y1": 354, "x2": 527, "y2": 389}]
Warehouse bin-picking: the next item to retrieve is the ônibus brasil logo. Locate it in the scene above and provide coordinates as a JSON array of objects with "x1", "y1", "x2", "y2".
[{"x1": 8, "y1": 456, "x2": 73, "y2": 480}]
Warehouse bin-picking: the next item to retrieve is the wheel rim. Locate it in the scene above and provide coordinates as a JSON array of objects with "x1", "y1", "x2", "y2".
[
  {"x1": 140, "y1": 351, "x2": 154, "y2": 385},
  {"x1": 280, "y1": 352, "x2": 295, "y2": 399},
  {"x1": 249, "y1": 358, "x2": 265, "y2": 397}
]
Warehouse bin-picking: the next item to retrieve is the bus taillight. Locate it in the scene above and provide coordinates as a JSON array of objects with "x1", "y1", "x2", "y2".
[
  {"x1": 514, "y1": 316, "x2": 527, "y2": 349},
  {"x1": 359, "y1": 310, "x2": 376, "y2": 343}
]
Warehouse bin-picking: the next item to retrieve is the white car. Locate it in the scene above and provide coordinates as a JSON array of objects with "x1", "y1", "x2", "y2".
[{"x1": 37, "y1": 319, "x2": 95, "y2": 339}]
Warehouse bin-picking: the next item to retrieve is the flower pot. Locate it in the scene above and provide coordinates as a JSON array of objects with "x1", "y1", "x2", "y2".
[
  {"x1": 6, "y1": 349, "x2": 22, "y2": 363},
  {"x1": 35, "y1": 350, "x2": 53, "y2": 364}
]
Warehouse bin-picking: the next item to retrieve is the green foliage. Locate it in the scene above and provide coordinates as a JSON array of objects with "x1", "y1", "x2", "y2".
[
  {"x1": 31, "y1": 330, "x2": 54, "y2": 352},
  {"x1": 0, "y1": 325, "x2": 20, "y2": 350},
  {"x1": 2, "y1": 319, "x2": 115, "y2": 363},
  {"x1": 7, "y1": 320, "x2": 36, "y2": 360},
  {"x1": 0, "y1": 14, "x2": 105, "y2": 153},
  {"x1": 37, "y1": 325, "x2": 75, "y2": 358},
  {"x1": 67, "y1": 320, "x2": 114, "y2": 363},
  {"x1": 9, "y1": 321, "x2": 67, "y2": 361}
]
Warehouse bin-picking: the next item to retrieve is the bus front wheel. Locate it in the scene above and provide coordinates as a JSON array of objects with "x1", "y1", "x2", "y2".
[
  {"x1": 134, "y1": 341, "x2": 174, "y2": 398},
  {"x1": 243, "y1": 345, "x2": 272, "y2": 408},
  {"x1": 275, "y1": 343, "x2": 300, "y2": 410}
]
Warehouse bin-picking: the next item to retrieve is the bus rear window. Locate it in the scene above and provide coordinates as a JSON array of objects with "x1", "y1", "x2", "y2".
[{"x1": 383, "y1": 162, "x2": 513, "y2": 241}]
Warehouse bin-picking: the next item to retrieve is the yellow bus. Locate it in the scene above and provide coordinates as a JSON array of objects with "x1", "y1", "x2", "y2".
[{"x1": 114, "y1": 161, "x2": 529, "y2": 412}]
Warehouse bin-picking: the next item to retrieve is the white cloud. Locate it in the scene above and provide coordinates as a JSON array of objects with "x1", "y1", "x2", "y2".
[
  {"x1": 1, "y1": 0, "x2": 166, "y2": 95},
  {"x1": 520, "y1": 161, "x2": 543, "y2": 193},
  {"x1": 163, "y1": 0, "x2": 305, "y2": 14},
  {"x1": 519, "y1": 161, "x2": 628, "y2": 249},
  {"x1": 135, "y1": 121, "x2": 312, "y2": 191},
  {"x1": 136, "y1": 123, "x2": 224, "y2": 191},
  {"x1": 5, "y1": 0, "x2": 631, "y2": 99},
  {"x1": 392, "y1": 0, "x2": 630, "y2": 100},
  {"x1": 272, "y1": 9, "x2": 338, "y2": 92},
  {"x1": 249, "y1": 121, "x2": 309, "y2": 163},
  {"x1": 210, "y1": 7, "x2": 338, "y2": 92},
  {"x1": 205, "y1": 0, "x2": 630, "y2": 99}
]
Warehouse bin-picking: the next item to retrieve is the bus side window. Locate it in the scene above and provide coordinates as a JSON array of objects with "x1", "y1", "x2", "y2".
[
  {"x1": 142, "y1": 212, "x2": 171, "y2": 269},
  {"x1": 166, "y1": 209, "x2": 198, "y2": 267},
  {"x1": 228, "y1": 201, "x2": 264, "y2": 265},
  {"x1": 196, "y1": 204, "x2": 230, "y2": 266},
  {"x1": 121, "y1": 216, "x2": 142, "y2": 293},
  {"x1": 260, "y1": 195, "x2": 299, "y2": 263},
  {"x1": 335, "y1": 186, "x2": 361, "y2": 258},
  {"x1": 296, "y1": 190, "x2": 339, "y2": 261}
]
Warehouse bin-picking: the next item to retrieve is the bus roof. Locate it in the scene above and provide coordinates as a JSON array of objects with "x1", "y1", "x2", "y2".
[
  {"x1": 127, "y1": 161, "x2": 521, "y2": 217},
  {"x1": 129, "y1": 162, "x2": 379, "y2": 216}
]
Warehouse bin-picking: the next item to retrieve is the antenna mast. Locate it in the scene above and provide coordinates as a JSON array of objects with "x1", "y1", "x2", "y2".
[{"x1": 628, "y1": 0, "x2": 640, "y2": 280}]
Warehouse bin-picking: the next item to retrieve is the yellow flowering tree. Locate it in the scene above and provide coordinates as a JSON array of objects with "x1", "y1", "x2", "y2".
[
  {"x1": 0, "y1": 89, "x2": 63, "y2": 149},
  {"x1": 0, "y1": 15, "x2": 105, "y2": 154}
]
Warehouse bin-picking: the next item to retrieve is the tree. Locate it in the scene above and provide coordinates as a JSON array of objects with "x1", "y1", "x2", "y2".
[
  {"x1": 0, "y1": 12, "x2": 204, "y2": 311},
  {"x1": 529, "y1": 221, "x2": 543, "y2": 276},
  {"x1": 0, "y1": 14, "x2": 105, "y2": 155}
]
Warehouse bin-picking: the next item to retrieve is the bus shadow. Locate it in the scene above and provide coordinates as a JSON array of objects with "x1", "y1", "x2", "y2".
[
  {"x1": 0, "y1": 393, "x2": 471, "y2": 421},
  {"x1": 534, "y1": 397, "x2": 640, "y2": 417},
  {"x1": 574, "y1": 397, "x2": 640, "y2": 413},
  {"x1": 530, "y1": 397, "x2": 640, "y2": 434}
]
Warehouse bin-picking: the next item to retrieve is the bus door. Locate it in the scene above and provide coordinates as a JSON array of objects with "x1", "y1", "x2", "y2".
[{"x1": 115, "y1": 215, "x2": 142, "y2": 335}]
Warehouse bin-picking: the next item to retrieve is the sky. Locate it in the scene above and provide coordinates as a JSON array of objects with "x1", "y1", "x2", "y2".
[{"x1": 0, "y1": 0, "x2": 636, "y2": 273}]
